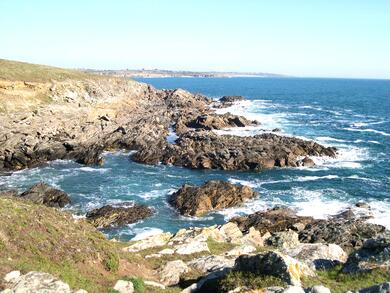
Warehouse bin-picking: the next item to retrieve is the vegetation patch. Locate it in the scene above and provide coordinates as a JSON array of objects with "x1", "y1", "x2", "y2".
[
  {"x1": 217, "y1": 271, "x2": 287, "y2": 292},
  {"x1": 303, "y1": 265, "x2": 390, "y2": 293},
  {"x1": 207, "y1": 237, "x2": 237, "y2": 255}
]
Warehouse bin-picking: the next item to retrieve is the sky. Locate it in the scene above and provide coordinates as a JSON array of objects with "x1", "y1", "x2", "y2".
[{"x1": 1, "y1": 0, "x2": 390, "y2": 79}]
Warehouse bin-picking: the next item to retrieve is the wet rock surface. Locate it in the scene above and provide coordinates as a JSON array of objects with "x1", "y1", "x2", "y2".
[
  {"x1": 169, "y1": 180, "x2": 257, "y2": 216},
  {"x1": 86, "y1": 204, "x2": 153, "y2": 228},
  {"x1": 19, "y1": 182, "x2": 71, "y2": 208}
]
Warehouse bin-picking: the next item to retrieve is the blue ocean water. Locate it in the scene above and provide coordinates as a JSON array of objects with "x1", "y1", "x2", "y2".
[{"x1": 1, "y1": 78, "x2": 389, "y2": 240}]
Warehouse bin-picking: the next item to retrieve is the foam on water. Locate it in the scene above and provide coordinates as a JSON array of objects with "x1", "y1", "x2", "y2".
[{"x1": 131, "y1": 227, "x2": 164, "y2": 240}]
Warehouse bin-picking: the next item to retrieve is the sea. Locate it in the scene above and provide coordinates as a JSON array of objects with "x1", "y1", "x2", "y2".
[{"x1": 1, "y1": 77, "x2": 389, "y2": 240}]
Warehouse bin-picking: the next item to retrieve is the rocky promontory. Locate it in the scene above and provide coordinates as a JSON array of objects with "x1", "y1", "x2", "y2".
[
  {"x1": 0, "y1": 59, "x2": 337, "y2": 173},
  {"x1": 134, "y1": 131, "x2": 336, "y2": 170}
]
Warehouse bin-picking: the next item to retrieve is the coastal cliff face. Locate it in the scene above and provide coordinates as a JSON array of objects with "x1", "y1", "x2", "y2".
[{"x1": 0, "y1": 59, "x2": 335, "y2": 172}]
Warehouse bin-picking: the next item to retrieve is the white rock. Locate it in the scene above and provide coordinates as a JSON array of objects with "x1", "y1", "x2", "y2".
[
  {"x1": 225, "y1": 244, "x2": 256, "y2": 256},
  {"x1": 159, "y1": 260, "x2": 189, "y2": 286},
  {"x1": 175, "y1": 240, "x2": 210, "y2": 255},
  {"x1": 3, "y1": 271, "x2": 20, "y2": 283},
  {"x1": 159, "y1": 248, "x2": 175, "y2": 255},
  {"x1": 3, "y1": 271, "x2": 71, "y2": 293},
  {"x1": 240, "y1": 227, "x2": 264, "y2": 246},
  {"x1": 74, "y1": 290, "x2": 88, "y2": 293},
  {"x1": 284, "y1": 243, "x2": 348, "y2": 270},
  {"x1": 187, "y1": 255, "x2": 235, "y2": 273},
  {"x1": 144, "y1": 280, "x2": 165, "y2": 289},
  {"x1": 124, "y1": 232, "x2": 172, "y2": 252},
  {"x1": 113, "y1": 280, "x2": 134, "y2": 293},
  {"x1": 219, "y1": 222, "x2": 243, "y2": 243}
]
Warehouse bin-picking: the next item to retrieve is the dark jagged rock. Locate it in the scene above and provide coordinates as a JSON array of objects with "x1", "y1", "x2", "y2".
[
  {"x1": 133, "y1": 131, "x2": 337, "y2": 171},
  {"x1": 185, "y1": 113, "x2": 258, "y2": 130},
  {"x1": 231, "y1": 207, "x2": 386, "y2": 251},
  {"x1": 219, "y1": 95, "x2": 245, "y2": 105},
  {"x1": 230, "y1": 207, "x2": 314, "y2": 234},
  {"x1": 342, "y1": 233, "x2": 390, "y2": 273},
  {"x1": 169, "y1": 180, "x2": 257, "y2": 216},
  {"x1": 19, "y1": 182, "x2": 71, "y2": 208},
  {"x1": 86, "y1": 204, "x2": 153, "y2": 228}
]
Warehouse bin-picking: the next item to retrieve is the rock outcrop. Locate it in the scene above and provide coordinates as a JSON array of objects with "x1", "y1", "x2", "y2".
[
  {"x1": 231, "y1": 207, "x2": 386, "y2": 251},
  {"x1": 86, "y1": 204, "x2": 153, "y2": 228},
  {"x1": 134, "y1": 131, "x2": 336, "y2": 171},
  {"x1": 343, "y1": 233, "x2": 390, "y2": 273},
  {"x1": 169, "y1": 180, "x2": 257, "y2": 216},
  {"x1": 234, "y1": 251, "x2": 315, "y2": 286},
  {"x1": 19, "y1": 182, "x2": 71, "y2": 208},
  {"x1": 185, "y1": 113, "x2": 258, "y2": 130}
]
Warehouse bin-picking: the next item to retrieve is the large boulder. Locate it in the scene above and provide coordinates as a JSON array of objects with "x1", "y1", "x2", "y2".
[
  {"x1": 266, "y1": 230, "x2": 301, "y2": 249},
  {"x1": 86, "y1": 204, "x2": 153, "y2": 228},
  {"x1": 187, "y1": 255, "x2": 235, "y2": 273},
  {"x1": 234, "y1": 251, "x2": 315, "y2": 286},
  {"x1": 169, "y1": 180, "x2": 257, "y2": 216},
  {"x1": 343, "y1": 233, "x2": 390, "y2": 273},
  {"x1": 159, "y1": 260, "x2": 189, "y2": 286},
  {"x1": 2, "y1": 271, "x2": 71, "y2": 293},
  {"x1": 19, "y1": 182, "x2": 71, "y2": 208},
  {"x1": 124, "y1": 232, "x2": 173, "y2": 252},
  {"x1": 284, "y1": 243, "x2": 348, "y2": 270}
]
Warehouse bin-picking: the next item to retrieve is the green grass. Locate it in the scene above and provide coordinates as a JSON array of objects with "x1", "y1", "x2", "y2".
[
  {"x1": 124, "y1": 277, "x2": 145, "y2": 293},
  {"x1": 217, "y1": 271, "x2": 287, "y2": 292},
  {"x1": 207, "y1": 237, "x2": 237, "y2": 255},
  {"x1": 303, "y1": 265, "x2": 390, "y2": 293},
  {"x1": 0, "y1": 196, "x2": 124, "y2": 292},
  {"x1": 0, "y1": 59, "x2": 96, "y2": 82}
]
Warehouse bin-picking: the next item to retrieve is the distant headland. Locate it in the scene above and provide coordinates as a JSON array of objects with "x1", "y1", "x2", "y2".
[{"x1": 85, "y1": 68, "x2": 287, "y2": 78}]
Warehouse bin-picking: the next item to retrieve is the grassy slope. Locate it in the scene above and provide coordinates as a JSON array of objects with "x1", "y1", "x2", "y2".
[
  {"x1": 0, "y1": 59, "x2": 94, "y2": 82},
  {"x1": 0, "y1": 196, "x2": 126, "y2": 292}
]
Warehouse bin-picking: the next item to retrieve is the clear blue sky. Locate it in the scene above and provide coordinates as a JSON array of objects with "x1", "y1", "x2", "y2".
[{"x1": 1, "y1": 0, "x2": 390, "y2": 78}]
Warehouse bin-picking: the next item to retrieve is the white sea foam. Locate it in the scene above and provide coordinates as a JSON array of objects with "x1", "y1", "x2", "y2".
[
  {"x1": 344, "y1": 127, "x2": 390, "y2": 136},
  {"x1": 215, "y1": 99, "x2": 285, "y2": 132},
  {"x1": 166, "y1": 127, "x2": 179, "y2": 144},
  {"x1": 310, "y1": 146, "x2": 368, "y2": 169},
  {"x1": 131, "y1": 227, "x2": 164, "y2": 241},
  {"x1": 79, "y1": 167, "x2": 110, "y2": 173},
  {"x1": 295, "y1": 175, "x2": 339, "y2": 182},
  {"x1": 367, "y1": 201, "x2": 390, "y2": 229},
  {"x1": 315, "y1": 136, "x2": 347, "y2": 143}
]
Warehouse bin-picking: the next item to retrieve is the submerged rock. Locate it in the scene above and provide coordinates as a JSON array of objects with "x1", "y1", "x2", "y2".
[
  {"x1": 169, "y1": 180, "x2": 257, "y2": 216},
  {"x1": 19, "y1": 182, "x2": 71, "y2": 208},
  {"x1": 86, "y1": 204, "x2": 153, "y2": 228}
]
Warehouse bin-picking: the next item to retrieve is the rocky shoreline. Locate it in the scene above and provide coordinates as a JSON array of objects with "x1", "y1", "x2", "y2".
[{"x1": 1, "y1": 60, "x2": 389, "y2": 292}]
